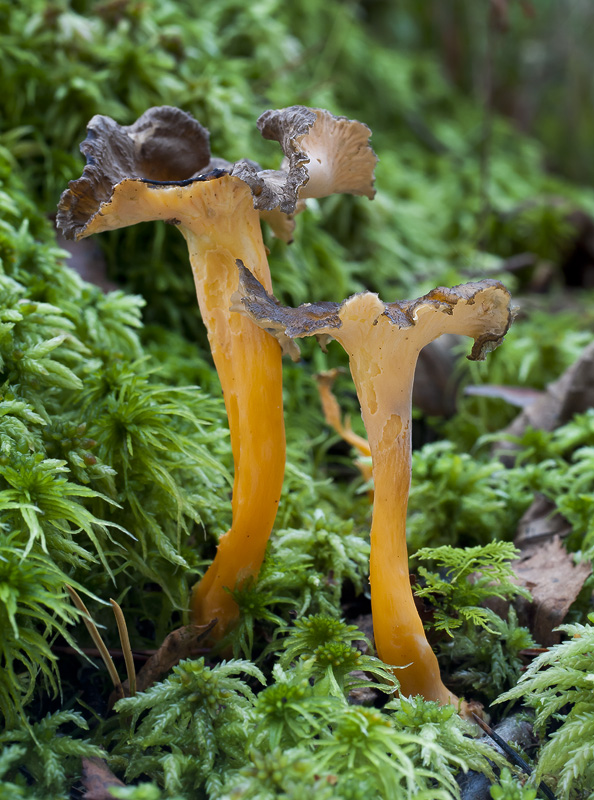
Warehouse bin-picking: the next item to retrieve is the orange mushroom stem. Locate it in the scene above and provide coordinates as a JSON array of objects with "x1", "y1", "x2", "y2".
[
  {"x1": 232, "y1": 262, "x2": 513, "y2": 704},
  {"x1": 316, "y1": 369, "x2": 373, "y2": 489},
  {"x1": 57, "y1": 105, "x2": 376, "y2": 637}
]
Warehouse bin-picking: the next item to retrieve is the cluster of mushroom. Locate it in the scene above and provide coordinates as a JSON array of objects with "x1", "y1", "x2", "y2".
[{"x1": 58, "y1": 104, "x2": 513, "y2": 708}]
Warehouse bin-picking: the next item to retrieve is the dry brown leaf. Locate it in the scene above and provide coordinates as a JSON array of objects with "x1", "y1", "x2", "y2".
[
  {"x1": 107, "y1": 621, "x2": 214, "y2": 709},
  {"x1": 487, "y1": 534, "x2": 591, "y2": 645},
  {"x1": 464, "y1": 384, "x2": 543, "y2": 408},
  {"x1": 130, "y1": 621, "x2": 215, "y2": 694},
  {"x1": 512, "y1": 537, "x2": 591, "y2": 645},
  {"x1": 495, "y1": 340, "x2": 594, "y2": 464},
  {"x1": 515, "y1": 493, "x2": 572, "y2": 549},
  {"x1": 81, "y1": 757, "x2": 125, "y2": 800}
]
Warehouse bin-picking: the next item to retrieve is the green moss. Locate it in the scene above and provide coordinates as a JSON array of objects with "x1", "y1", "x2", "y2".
[{"x1": 2, "y1": 1, "x2": 594, "y2": 796}]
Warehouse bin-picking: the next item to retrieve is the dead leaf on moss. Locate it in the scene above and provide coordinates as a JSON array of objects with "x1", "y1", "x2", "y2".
[
  {"x1": 515, "y1": 493, "x2": 572, "y2": 549},
  {"x1": 81, "y1": 757, "x2": 125, "y2": 799},
  {"x1": 512, "y1": 537, "x2": 591, "y2": 645},
  {"x1": 464, "y1": 384, "x2": 543, "y2": 408},
  {"x1": 486, "y1": 535, "x2": 591, "y2": 645},
  {"x1": 131, "y1": 621, "x2": 215, "y2": 694},
  {"x1": 108, "y1": 621, "x2": 214, "y2": 709},
  {"x1": 495, "y1": 340, "x2": 594, "y2": 464}
]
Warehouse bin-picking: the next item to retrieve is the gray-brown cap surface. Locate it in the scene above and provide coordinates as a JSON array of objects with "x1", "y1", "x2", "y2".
[
  {"x1": 57, "y1": 105, "x2": 377, "y2": 243},
  {"x1": 232, "y1": 260, "x2": 513, "y2": 362}
]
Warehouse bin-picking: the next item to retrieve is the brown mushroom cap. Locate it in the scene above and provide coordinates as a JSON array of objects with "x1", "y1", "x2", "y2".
[
  {"x1": 260, "y1": 106, "x2": 377, "y2": 201},
  {"x1": 57, "y1": 105, "x2": 377, "y2": 244},
  {"x1": 57, "y1": 106, "x2": 216, "y2": 240}
]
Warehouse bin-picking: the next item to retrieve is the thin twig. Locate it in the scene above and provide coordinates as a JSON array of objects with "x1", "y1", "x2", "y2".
[
  {"x1": 109, "y1": 598, "x2": 136, "y2": 697},
  {"x1": 65, "y1": 585, "x2": 124, "y2": 699},
  {"x1": 472, "y1": 713, "x2": 557, "y2": 800}
]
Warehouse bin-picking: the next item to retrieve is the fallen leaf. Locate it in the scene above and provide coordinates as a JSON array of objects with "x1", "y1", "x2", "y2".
[
  {"x1": 131, "y1": 621, "x2": 215, "y2": 694},
  {"x1": 108, "y1": 621, "x2": 214, "y2": 708},
  {"x1": 495, "y1": 340, "x2": 594, "y2": 464},
  {"x1": 512, "y1": 537, "x2": 591, "y2": 645},
  {"x1": 485, "y1": 534, "x2": 592, "y2": 647},
  {"x1": 81, "y1": 757, "x2": 125, "y2": 800},
  {"x1": 465, "y1": 384, "x2": 543, "y2": 408},
  {"x1": 514, "y1": 493, "x2": 572, "y2": 549}
]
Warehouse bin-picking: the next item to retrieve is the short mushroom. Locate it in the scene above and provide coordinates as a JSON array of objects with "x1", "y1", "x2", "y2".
[
  {"x1": 232, "y1": 261, "x2": 513, "y2": 704},
  {"x1": 316, "y1": 369, "x2": 372, "y2": 488},
  {"x1": 57, "y1": 105, "x2": 376, "y2": 637}
]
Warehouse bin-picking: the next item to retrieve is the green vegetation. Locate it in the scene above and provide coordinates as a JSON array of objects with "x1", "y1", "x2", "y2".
[
  {"x1": 2, "y1": 1, "x2": 594, "y2": 797},
  {"x1": 498, "y1": 616, "x2": 594, "y2": 799}
]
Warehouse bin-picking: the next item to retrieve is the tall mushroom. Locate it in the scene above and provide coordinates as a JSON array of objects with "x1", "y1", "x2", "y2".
[
  {"x1": 232, "y1": 262, "x2": 513, "y2": 703},
  {"x1": 57, "y1": 105, "x2": 376, "y2": 637}
]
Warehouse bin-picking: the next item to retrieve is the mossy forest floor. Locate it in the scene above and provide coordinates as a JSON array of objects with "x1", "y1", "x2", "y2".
[{"x1": 2, "y1": 2, "x2": 594, "y2": 798}]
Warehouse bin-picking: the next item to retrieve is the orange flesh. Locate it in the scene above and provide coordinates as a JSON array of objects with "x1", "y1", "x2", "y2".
[
  {"x1": 181, "y1": 184, "x2": 285, "y2": 634},
  {"x1": 86, "y1": 177, "x2": 285, "y2": 636},
  {"x1": 184, "y1": 232, "x2": 285, "y2": 634},
  {"x1": 316, "y1": 371, "x2": 373, "y2": 488}
]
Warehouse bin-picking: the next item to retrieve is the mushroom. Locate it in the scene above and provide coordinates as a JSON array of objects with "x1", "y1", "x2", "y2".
[
  {"x1": 232, "y1": 261, "x2": 513, "y2": 704},
  {"x1": 316, "y1": 369, "x2": 373, "y2": 488},
  {"x1": 57, "y1": 105, "x2": 376, "y2": 637}
]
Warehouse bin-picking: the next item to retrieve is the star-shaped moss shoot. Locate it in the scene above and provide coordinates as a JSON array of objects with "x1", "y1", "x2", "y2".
[
  {"x1": 232, "y1": 261, "x2": 513, "y2": 705},
  {"x1": 57, "y1": 105, "x2": 376, "y2": 638}
]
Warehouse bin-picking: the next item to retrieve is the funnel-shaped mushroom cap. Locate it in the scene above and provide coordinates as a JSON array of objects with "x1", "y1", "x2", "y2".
[
  {"x1": 232, "y1": 261, "x2": 513, "y2": 361},
  {"x1": 256, "y1": 106, "x2": 377, "y2": 205},
  {"x1": 57, "y1": 105, "x2": 377, "y2": 244},
  {"x1": 57, "y1": 106, "x2": 216, "y2": 240},
  {"x1": 232, "y1": 106, "x2": 377, "y2": 217}
]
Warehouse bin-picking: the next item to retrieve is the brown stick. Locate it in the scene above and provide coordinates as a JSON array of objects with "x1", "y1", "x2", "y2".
[
  {"x1": 66, "y1": 586, "x2": 124, "y2": 699},
  {"x1": 109, "y1": 599, "x2": 136, "y2": 696}
]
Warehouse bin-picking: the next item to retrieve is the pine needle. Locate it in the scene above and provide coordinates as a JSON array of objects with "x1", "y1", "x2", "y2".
[
  {"x1": 65, "y1": 585, "x2": 124, "y2": 699},
  {"x1": 110, "y1": 598, "x2": 137, "y2": 697}
]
